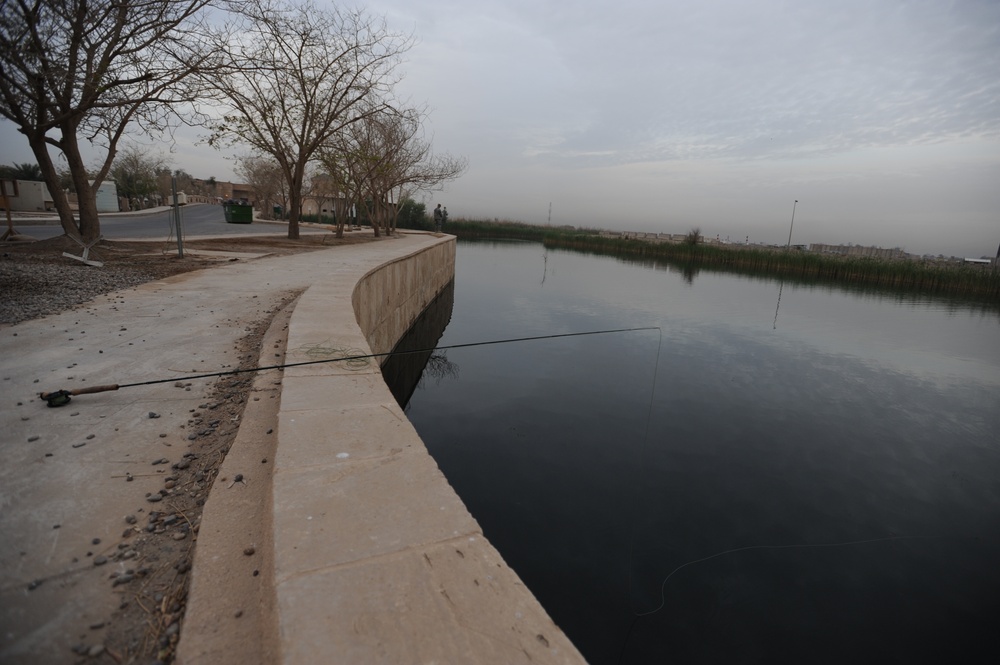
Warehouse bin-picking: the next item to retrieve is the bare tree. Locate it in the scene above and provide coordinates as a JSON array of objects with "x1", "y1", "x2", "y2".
[
  {"x1": 206, "y1": 0, "x2": 410, "y2": 239},
  {"x1": 234, "y1": 153, "x2": 287, "y2": 218},
  {"x1": 320, "y1": 107, "x2": 466, "y2": 237},
  {"x1": 110, "y1": 143, "x2": 167, "y2": 210},
  {"x1": 0, "y1": 0, "x2": 219, "y2": 243}
]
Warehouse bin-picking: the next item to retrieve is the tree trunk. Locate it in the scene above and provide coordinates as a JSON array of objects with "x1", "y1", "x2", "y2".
[
  {"x1": 25, "y1": 133, "x2": 81, "y2": 241},
  {"x1": 62, "y1": 131, "x2": 101, "y2": 243},
  {"x1": 286, "y1": 163, "x2": 304, "y2": 240},
  {"x1": 334, "y1": 197, "x2": 346, "y2": 238}
]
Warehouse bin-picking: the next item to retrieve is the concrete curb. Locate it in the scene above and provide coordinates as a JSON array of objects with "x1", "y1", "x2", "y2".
[{"x1": 179, "y1": 234, "x2": 586, "y2": 664}]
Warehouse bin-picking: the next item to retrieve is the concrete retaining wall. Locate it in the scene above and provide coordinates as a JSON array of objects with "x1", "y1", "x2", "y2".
[
  {"x1": 182, "y1": 233, "x2": 586, "y2": 664},
  {"x1": 353, "y1": 237, "x2": 457, "y2": 364}
]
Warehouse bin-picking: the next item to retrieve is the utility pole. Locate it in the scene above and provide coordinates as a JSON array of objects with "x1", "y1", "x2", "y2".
[
  {"x1": 785, "y1": 199, "x2": 798, "y2": 249},
  {"x1": 172, "y1": 176, "x2": 184, "y2": 258}
]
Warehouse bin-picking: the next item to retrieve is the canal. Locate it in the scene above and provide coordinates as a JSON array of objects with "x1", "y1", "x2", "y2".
[{"x1": 383, "y1": 238, "x2": 1000, "y2": 665}]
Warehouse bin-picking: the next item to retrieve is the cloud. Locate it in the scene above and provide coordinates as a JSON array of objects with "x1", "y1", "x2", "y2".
[{"x1": 2, "y1": 0, "x2": 997, "y2": 256}]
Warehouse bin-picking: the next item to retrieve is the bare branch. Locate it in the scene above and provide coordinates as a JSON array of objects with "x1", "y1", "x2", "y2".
[
  {"x1": 0, "y1": 0, "x2": 220, "y2": 240},
  {"x1": 203, "y1": 0, "x2": 412, "y2": 239}
]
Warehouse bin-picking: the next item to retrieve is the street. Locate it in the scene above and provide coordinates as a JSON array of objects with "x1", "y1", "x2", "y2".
[{"x1": 10, "y1": 204, "x2": 327, "y2": 240}]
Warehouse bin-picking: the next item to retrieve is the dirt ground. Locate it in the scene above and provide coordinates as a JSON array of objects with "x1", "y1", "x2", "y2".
[
  {"x1": 2, "y1": 231, "x2": 378, "y2": 279},
  {"x1": 1, "y1": 232, "x2": 378, "y2": 664}
]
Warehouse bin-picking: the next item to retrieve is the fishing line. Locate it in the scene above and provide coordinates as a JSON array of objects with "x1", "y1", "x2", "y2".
[
  {"x1": 634, "y1": 534, "x2": 919, "y2": 617},
  {"x1": 120, "y1": 326, "x2": 660, "y2": 388},
  {"x1": 39, "y1": 326, "x2": 659, "y2": 404},
  {"x1": 616, "y1": 334, "x2": 923, "y2": 662},
  {"x1": 619, "y1": 532, "x2": 932, "y2": 663}
]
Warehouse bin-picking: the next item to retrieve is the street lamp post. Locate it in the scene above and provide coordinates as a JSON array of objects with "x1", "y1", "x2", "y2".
[{"x1": 785, "y1": 199, "x2": 799, "y2": 249}]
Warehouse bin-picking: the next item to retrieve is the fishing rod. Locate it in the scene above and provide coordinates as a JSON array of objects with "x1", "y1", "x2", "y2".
[{"x1": 39, "y1": 326, "x2": 659, "y2": 407}]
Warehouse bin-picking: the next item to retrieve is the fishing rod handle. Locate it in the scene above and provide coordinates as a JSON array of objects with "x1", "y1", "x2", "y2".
[{"x1": 70, "y1": 384, "x2": 120, "y2": 396}]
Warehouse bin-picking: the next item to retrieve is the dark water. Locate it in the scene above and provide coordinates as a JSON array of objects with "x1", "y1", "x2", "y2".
[{"x1": 383, "y1": 239, "x2": 1000, "y2": 665}]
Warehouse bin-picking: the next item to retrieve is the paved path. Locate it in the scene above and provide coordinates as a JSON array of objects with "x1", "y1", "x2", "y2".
[
  {"x1": 0, "y1": 233, "x2": 425, "y2": 662},
  {"x1": 1, "y1": 231, "x2": 584, "y2": 665}
]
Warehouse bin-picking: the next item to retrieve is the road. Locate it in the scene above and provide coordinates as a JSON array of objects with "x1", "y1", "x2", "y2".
[{"x1": 11, "y1": 204, "x2": 327, "y2": 240}]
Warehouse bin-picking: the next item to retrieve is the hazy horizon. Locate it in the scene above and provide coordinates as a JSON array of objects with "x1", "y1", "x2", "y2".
[{"x1": 2, "y1": 0, "x2": 998, "y2": 258}]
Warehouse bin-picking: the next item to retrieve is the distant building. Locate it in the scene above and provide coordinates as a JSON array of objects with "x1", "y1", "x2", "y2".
[
  {"x1": 0, "y1": 179, "x2": 54, "y2": 212},
  {"x1": 92, "y1": 180, "x2": 118, "y2": 213},
  {"x1": 809, "y1": 243, "x2": 907, "y2": 260}
]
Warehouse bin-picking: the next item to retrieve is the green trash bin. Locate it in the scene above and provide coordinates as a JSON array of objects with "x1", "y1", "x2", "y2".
[{"x1": 223, "y1": 202, "x2": 253, "y2": 224}]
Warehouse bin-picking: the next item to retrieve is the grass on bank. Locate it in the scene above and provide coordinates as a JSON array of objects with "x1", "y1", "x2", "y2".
[{"x1": 441, "y1": 218, "x2": 1000, "y2": 301}]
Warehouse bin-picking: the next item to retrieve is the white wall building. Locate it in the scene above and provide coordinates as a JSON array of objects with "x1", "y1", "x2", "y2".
[{"x1": 0, "y1": 179, "x2": 53, "y2": 212}]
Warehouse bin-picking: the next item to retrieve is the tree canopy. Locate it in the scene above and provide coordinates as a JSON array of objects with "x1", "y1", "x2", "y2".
[
  {"x1": 0, "y1": 0, "x2": 465, "y2": 245},
  {"x1": 206, "y1": 0, "x2": 411, "y2": 239},
  {"x1": 0, "y1": 0, "x2": 218, "y2": 241}
]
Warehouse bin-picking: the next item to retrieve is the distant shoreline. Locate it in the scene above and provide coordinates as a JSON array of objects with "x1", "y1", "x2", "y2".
[{"x1": 437, "y1": 219, "x2": 1000, "y2": 301}]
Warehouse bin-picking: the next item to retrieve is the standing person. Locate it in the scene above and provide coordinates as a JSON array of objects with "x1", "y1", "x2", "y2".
[
  {"x1": 433, "y1": 203, "x2": 443, "y2": 232},
  {"x1": 442, "y1": 206, "x2": 449, "y2": 227}
]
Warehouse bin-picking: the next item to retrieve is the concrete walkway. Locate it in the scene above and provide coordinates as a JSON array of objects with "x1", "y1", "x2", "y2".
[{"x1": 0, "y1": 232, "x2": 585, "y2": 664}]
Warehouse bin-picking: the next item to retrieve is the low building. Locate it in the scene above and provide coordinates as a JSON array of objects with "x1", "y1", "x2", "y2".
[
  {"x1": 0, "y1": 179, "x2": 54, "y2": 212},
  {"x1": 93, "y1": 180, "x2": 118, "y2": 213}
]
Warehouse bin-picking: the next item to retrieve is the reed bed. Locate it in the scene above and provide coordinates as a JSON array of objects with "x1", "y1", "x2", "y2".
[{"x1": 447, "y1": 219, "x2": 1000, "y2": 300}]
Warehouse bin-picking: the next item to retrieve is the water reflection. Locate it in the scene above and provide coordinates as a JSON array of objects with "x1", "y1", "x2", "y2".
[
  {"x1": 384, "y1": 240, "x2": 1000, "y2": 665},
  {"x1": 380, "y1": 280, "x2": 456, "y2": 408}
]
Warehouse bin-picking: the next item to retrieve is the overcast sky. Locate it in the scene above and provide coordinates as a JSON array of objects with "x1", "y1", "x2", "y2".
[{"x1": 2, "y1": 0, "x2": 998, "y2": 257}]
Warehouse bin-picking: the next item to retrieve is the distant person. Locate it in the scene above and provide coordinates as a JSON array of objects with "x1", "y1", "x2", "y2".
[
  {"x1": 433, "y1": 204, "x2": 443, "y2": 232},
  {"x1": 442, "y1": 206, "x2": 449, "y2": 226}
]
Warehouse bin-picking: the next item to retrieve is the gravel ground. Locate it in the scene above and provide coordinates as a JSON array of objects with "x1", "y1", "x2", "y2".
[
  {"x1": 0, "y1": 260, "x2": 192, "y2": 325},
  {"x1": 1, "y1": 233, "x2": 364, "y2": 326},
  {"x1": 1, "y1": 238, "x2": 223, "y2": 326}
]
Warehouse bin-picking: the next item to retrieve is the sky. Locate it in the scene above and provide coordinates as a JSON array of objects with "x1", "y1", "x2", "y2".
[{"x1": 2, "y1": 0, "x2": 998, "y2": 257}]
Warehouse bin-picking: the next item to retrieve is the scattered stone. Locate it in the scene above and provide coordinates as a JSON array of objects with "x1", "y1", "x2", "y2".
[
  {"x1": 72, "y1": 442, "x2": 87, "y2": 448},
  {"x1": 27, "y1": 579, "x2": 42, "y2": 590},
  {"x1": 152, "y1": 458, "x2": 169, "y2": 465},
  {"x1": 86, "y1": 434, "x2": 95, "y2": 440},
  {"x1": 235, "y1": 610, "x2": 243, "y2": 618},
  {"x1": 148, "y1": 412, "x2": 160, "y2": 419},
  {"x1": 243, "y1": 546, "x2": 255, "y2": 556},
  {"x1": 88, "y1": 644, "x2": 105, "y2": 657},
  {"x1": 146, "y1": 494, "x2": 162, "y2": 503},
  {"x1": 91, "y1": 537, "x2": 101, "y2": 545},
  {"x1": 171, "y1": 532, "x2": 186, "y2": 541},
  {"x1": 125, "y1": 515, "x2": 137, "y2": 525},
  {"x1": 89, "y1": 622, "x2": 105, "y2": 630},
  {"x1": 27, "y1": 435, "x2": 39, "y2": 442},
  {"x1": 93, "y1": 555, "x2": 108, "y2": 566}
]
